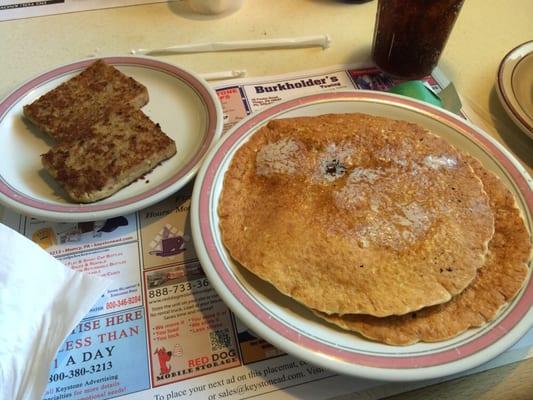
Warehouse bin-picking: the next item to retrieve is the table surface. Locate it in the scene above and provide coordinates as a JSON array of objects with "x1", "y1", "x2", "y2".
[{"x1": 1, "y1": 1, "x2": 532, "y2": 399}]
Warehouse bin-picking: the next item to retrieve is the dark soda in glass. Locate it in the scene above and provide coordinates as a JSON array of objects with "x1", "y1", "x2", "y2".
[{"x1": 372, "y1": 0, "x2": 465, "y2": 79}]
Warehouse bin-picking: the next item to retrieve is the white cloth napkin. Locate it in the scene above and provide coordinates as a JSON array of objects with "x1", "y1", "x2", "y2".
[{"x1": 0, "y1": 223, "x2": 110, "y2": 400}]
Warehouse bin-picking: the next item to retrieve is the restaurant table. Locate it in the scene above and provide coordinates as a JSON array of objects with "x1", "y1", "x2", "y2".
[{"x1": 0, "y1": 0, "x2": 532, "y2": 399}]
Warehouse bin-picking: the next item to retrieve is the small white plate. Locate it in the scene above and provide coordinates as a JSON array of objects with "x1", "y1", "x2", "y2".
[
  {"x1": 191, "y1": 91, "x2": 532, "y2": 381},
  {"x1": 496, "y1": 40, "x2": 533, "y2": 139},
  {"x1": 0, "y1": 56, "x2": 223, "y2": 222}
]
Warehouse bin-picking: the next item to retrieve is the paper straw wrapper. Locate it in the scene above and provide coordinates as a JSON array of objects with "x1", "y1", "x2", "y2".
[
  {"x1": 131, "y1": 34, "x2": 331, "y2": 55},
  {"x1": 199, "y1": 69, "x2": 247, "y2": 81}
]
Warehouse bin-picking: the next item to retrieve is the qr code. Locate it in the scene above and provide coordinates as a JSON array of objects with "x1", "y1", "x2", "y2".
[{"x1": 209, "y1": 329, "x2": 231, "y2": 352}]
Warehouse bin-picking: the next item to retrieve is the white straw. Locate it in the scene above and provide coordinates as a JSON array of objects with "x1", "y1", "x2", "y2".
[
  {"x1": 131, "y1": 34, "x2": 331, "y2": 55},
  {"x1": 200, "y1": 69, "x2": 247, "y2": 80}
]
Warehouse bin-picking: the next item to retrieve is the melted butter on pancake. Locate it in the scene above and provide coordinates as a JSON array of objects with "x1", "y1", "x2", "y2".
[
  {"x1": 350, "y1": 202, "x2": 433, "y2": 251},
  {"x1": 331, "y1": 160, "x2": 437, "y2": 251},
  {"x1": 256, "y1": 137, "x2": 303, "y2": 176},
  {"x1": 424, "y1": 154, "x2": 458, "y2": 170},
  {"x1": 313, "y1": 143, "x2": 354, "y2": 182}
]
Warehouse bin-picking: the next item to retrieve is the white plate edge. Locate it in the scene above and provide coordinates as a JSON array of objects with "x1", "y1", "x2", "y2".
[{"x1": 496, "y1": 40, "x2": 533, "y2": 139}]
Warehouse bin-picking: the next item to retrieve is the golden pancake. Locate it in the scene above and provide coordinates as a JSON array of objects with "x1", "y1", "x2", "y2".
[
  {"x1": 316, "y1": 156, "x2": 530, "y2": 344},
  {"x1": 218, "y1": 114, "x2": 494, "y2": 317}
]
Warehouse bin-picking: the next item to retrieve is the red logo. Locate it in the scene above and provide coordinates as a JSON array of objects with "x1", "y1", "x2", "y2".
[{"x1": 154, "y1": 347, "x2": 172, "y2": 375}]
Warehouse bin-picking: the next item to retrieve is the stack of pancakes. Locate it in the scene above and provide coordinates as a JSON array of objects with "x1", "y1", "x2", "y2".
[{"x1": 218, "y1": 113, "x2": 531, "y2": 345}]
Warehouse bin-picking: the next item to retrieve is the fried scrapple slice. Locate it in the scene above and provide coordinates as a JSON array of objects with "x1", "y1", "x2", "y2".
[
  {"x1": 23, "y1": 59, "x2": 149, "y2": 142},
  {"x1": 316, "y1": 156, "x2": 531, "y2": 345},
  {"x1": 218, "y1": 114, "x2": 495, "y2": 317},
  {"x1": 41, "y1": 105, "x2": 176, "y2": 203}
]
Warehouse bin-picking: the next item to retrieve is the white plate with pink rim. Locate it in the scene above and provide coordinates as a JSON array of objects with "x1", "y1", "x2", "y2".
[
  {"x1": 191, "y1": 91, "x2": 533, "y2": 381},
  {"x1": 496, "y1": 40, "x2": 533, "y2": 139},
  {"x1": 0, "y1": 55, "x2": 223, "y2": 222}
]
